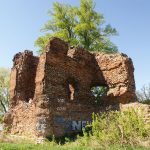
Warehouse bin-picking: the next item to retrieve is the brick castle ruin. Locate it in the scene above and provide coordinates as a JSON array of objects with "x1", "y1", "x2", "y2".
[{"x1": 4, "y1": 37, "x2": 137, "y2": 138}]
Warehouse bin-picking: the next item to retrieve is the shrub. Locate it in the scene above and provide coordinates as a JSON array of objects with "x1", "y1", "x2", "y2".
[
  {"x1": 81, "y1": 108, "x2": 150, "y2": 146},
  {"x1": 0, "y1": 115, "x2": 3, "y2": 123}
]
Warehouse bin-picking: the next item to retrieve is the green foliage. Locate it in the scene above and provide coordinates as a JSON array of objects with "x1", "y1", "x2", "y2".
[
  {"x1": 0, "y1": 142, "x2": 149, "y2": 150},
  {"x1": 35, "y1": 0, "x2": 118, "y2": 53},
  {"x1": 0, "y1": 115, "x2": 3, "y2": 123},
  {"x1": 74, "y1": 0, "x2": 117, "y2": 52},
  {"x1": 0, "y1": 67, "x2": 10, "y2": 114},
  {"x1": 80, "y1": 108, "x2": 150, "y2": 146},
  {"x1": 34, "y1": 33, "x2": 52, "y2": 54},
  {"x1": 0, "y1": 142, "x2": 93, "y2": 150},
  {"x1": 136, "y1": 84, "x2": 150, "y2": 104},
  {"x1": 140, "y1": 100, "x2": 150, "y2": 105},
  {"x1": 35, "y1": 2, "x2": 77, "y2": 54},
  {"x1": 91, "y1": 86, "x2": 107, "y2": 103}
]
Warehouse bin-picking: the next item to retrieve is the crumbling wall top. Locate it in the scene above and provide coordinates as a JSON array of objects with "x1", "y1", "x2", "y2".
[{"x1": 46, "y1": 37, "x2": 69, "y2": 55}]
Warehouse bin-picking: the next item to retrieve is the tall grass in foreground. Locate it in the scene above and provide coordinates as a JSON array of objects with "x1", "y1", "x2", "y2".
[
  {"x1": 0, "y1": 108, "x2": 150, "y2": 149},
  {"x1": 0, "y1": 142, "x2": 150, "y2": 150},
  {"x1": 76, "y1": 108, "x2": 150, "y2": 147}
]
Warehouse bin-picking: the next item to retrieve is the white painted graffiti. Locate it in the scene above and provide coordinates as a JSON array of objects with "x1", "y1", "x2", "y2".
[
  {"x1": 56, "y1": 107, "x2": 66, "y2": 111},
  {"x1": 72, "y1": 121, "x2": 88, "y2": 130},
  {"x1": 57, "y1": 98, "x2": 65, "y2": 103},
  {"x1": 56, "y1": 98, "x2": 66, "y2": 111}
]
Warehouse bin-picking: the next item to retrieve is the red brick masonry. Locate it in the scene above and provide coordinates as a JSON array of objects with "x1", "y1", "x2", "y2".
[{"x1": 4, "y1": 37, "x2": 137, "y2": 138}]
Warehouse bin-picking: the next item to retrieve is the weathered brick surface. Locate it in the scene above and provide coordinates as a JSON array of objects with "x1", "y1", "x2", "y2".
[
  {"x1": 95, "y1": 53, "x2": 136, "y2": 104},
  {"x1": 4, "y1": 37, "x2": 137, "y2": 138}
]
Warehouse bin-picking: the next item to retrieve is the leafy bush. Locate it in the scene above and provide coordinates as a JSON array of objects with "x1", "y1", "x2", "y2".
[
  {"x1": 0, "y1": 115, "x2": 3, "y2": 123},
  {"x1": 79, "y1": 108, "x2": 150, "y2": 147},
  {"x1": 139, "y1": 100, "x2": 150, "y2": 105},
  {"x1": 91, "y1": 86, "x2": 107, "y2": 104}
]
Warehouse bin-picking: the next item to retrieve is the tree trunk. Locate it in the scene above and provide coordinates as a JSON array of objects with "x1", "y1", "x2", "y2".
[{"x1": 0, "y1": 99, "x2": 7, "y2": 113}]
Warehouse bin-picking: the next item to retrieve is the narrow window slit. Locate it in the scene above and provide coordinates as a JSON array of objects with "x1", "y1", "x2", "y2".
[{"x1": 69, "y1": 84, "x2": 75, "y2": 100}]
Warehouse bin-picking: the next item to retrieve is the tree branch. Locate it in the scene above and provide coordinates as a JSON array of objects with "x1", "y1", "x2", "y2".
[{"x1": 0, "y1": 99, "x2": 7, "y2": 113}]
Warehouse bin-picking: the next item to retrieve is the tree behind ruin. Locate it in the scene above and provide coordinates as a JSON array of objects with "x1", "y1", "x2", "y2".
[
  {"x1": 35, "y1": 0, "x2": 118, "y2": 54},
  {"x1": 0, "y1": 68, "x2": 10, "y2": 114}
]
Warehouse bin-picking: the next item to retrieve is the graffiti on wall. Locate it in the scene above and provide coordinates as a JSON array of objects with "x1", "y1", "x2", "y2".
[
  {"x1": 54, "y1": 115, "x2": 89, "y2": 132},
  {"x1": 56, "y1": 98, "x2": 66, "y2": 111},
  {"x1": 72, "y1": 121, "x2": 88, "y2": 130},
  {"x1": 54, "y1": 98, "x2": 90, "y2": 133},
  {"x1": 36, "y1": 117, "x2": 47, "y2": 133}
]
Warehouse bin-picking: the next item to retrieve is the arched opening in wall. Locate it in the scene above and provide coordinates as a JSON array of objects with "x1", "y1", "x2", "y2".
[
  {"x1": 66, "y1": 78, "x2": 78, "y2": 101},
  {"x1": 91, "y1": 85, "x2": 108, "y2": 103}
]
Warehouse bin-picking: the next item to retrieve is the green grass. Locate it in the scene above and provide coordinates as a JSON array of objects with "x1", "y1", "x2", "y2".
[
  {"x1": 0, "y1": 142, "x2": 150, "y2": 150},
  {"x1": 1, "y1": 108, "x2": 150, "y2": 150},
  {"x1": 0, "y1": 142, "x2": 91, "y2": 150}
]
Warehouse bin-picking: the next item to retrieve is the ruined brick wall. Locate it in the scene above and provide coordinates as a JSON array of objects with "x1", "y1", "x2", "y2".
[
  {"x1": 95, "y1": 53, "x2": 136, "y2": 104},
  {"x1": 4, "y1": 37, "x2": 137, "y2": 138},
  {"x1": 5, "y1": 51, "x2": 39, "y2": 136}
]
